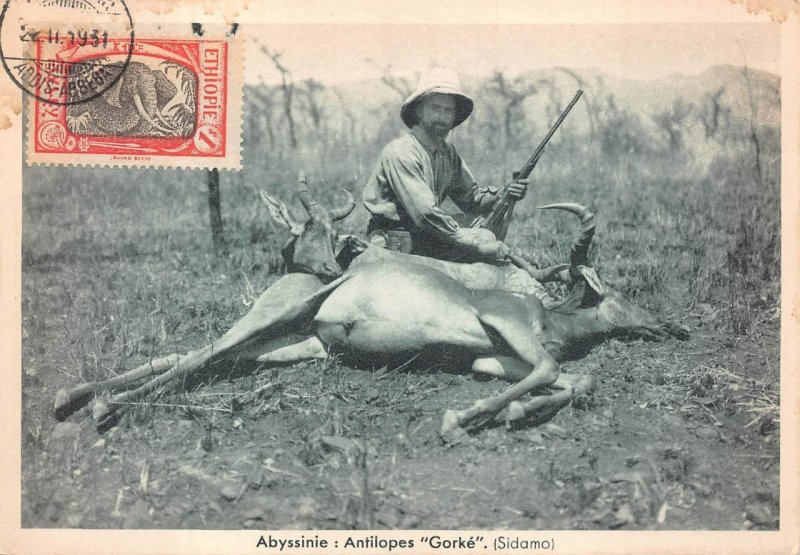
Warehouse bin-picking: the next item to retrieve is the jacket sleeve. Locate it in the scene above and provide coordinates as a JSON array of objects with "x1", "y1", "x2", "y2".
[
  {"x1": 381, "y1": 147, "x2": 506, "y2": 260},
  {"x1": 447, "y1": 155, "x2": 499, "y2": 217},
  {"x1": 380, "y1": 146, "x2": 462, "y2": 239}
]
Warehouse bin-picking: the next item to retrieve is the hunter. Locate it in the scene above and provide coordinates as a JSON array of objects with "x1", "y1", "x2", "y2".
[{"x1": 362, "y1": 67, "x2": 528, "y2": 262}]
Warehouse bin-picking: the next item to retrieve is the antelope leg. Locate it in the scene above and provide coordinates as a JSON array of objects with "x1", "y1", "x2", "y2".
[
  {"x1": 256, "y1": 336, "x2": 328, "y2": 363},
  {"x1": 471, "y1": 355, "x2": 534, "y2": 382},
  {"x1": 506, "y1": 373, "x2": 596, "y2": 425},
  {"x1": 54, "y1": 353, "x2": 185, "y2": 420},
  {"x1": 91, "y1": 337, "x2": 330, "y2": 425},
  {"x1": 93, "y1": 275, "x2": 351, "y2": 426},
  {"x1": 441, "y1": 329, "x2": 559, "y2": 439},
  {"x1": 92, "y1": 340, "x2": 244, "y2": 424}
]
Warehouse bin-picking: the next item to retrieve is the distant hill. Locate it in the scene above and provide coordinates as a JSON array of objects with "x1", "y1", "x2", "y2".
[
  {"x1": 243, "y1": 64, "x2": 780, "y2": 160},
  {"x1": 569, "y1": 65, "x2": 779, "y2": 126},
  {"x1": 323, "y1": 64, "x2": 780, "y2": 133}
]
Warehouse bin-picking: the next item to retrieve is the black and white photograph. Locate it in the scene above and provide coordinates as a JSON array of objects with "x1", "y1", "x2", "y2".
[{"x1": 1, "y1": 1, "x2": 797, "y2": 553}]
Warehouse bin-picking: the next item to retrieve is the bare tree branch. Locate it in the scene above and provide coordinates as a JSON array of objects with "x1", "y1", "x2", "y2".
[
  {"x1": 366, "y1": 59, "x2": 415, "y2": 100},
  {"x1": 250, "y1": 82, "x2": 278, "y2": 145},
  {"x1": 741, "y1": 64, "x2": 763, "y2": 186},
  {"x1": 488, "y1": 70, "x2": 538, "y2": 141},
  {"x1": 298, "y1": 78, "x2": 326, "y2": 131},
  {"x1": 262, "y1": 45, "x2": 298, "y2": 148}
]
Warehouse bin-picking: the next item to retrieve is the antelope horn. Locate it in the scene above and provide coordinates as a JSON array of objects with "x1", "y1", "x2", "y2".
[
  {"x1": 538, "y1": 203, "x2": 595, "y2": 267},
  {"x1": 296, "y1": 170, "x2": 319, "y2": 214},
  {"x1": 330, "y1": 187, "x2": 356, "y2": 221}
]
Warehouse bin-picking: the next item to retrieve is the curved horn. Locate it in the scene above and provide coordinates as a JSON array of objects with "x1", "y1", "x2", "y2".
[
  {"x1": 296, "y1": 170, "x2": 319, "y2": 215},
  {"x1": 330, "y1": 187, "x2": 356, "y2": 221},
  {"x1": 539, "y1": 203, "x2": 595, "y2": 266}
]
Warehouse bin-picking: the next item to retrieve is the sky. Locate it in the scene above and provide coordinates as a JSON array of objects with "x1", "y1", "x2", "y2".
[{"x1": 244, "y1": 22, "x2": 780, "y2": 86}]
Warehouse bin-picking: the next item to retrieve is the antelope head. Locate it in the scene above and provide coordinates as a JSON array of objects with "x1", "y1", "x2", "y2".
[
  {"x1": 542, "y1": 203, "x2": 689, "y2": 357},
  {"x1": 261, "y1": 171, "x2": 356, "y2": 280}
]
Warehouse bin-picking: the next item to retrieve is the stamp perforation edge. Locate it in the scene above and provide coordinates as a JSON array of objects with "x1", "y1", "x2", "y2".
[{"x1": 23, "y1": 26, "x2": 244, "y2": 171}]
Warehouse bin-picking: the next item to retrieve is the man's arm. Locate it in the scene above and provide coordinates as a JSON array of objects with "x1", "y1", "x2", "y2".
[
  {"x1": 448, "y1": 157, "x2": 499, "y2": 217},
  {"x1": 381, "y1": 145, "x2": 508, "y2": 261},
  {"x1": 449, "y1": 156, "x2": 529, "y2": 218}
]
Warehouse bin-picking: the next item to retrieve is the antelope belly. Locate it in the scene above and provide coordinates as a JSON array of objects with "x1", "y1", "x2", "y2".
[{"x1": 314, "y1": 266, "x2": 492, "y2": 356}]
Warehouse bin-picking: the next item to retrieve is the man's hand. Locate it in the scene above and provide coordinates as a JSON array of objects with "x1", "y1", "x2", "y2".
[
  {"x1": 454, "y1": 227, "x2": 511, "y2": 263},
  {"x1": 492, "y1": 241, "x2": 511, "y2": 261},
  {"x1": 475, "y1": 238, "x2": 510, "y2": 262},
  {"x1": 506, "y1": 178, "x2": 529, "y2": 200}
]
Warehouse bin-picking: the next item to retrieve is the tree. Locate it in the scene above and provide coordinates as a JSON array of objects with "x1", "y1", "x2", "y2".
[
  {"x1": 652, "y1": 98, "x2": 693, "y2": 152},
  {"x1": 332, "y1": 87, "x2": 359, "y2": 146},
  {"x1": 207, "y1": 168, "x2": 225, "y2": 252},
  {"x1": 367, "y1": 59, "x2": 415, "y2": 100},
  {"x1": 262, "y1": 46, "x2": 297, "y2": 149},
  {"x1": 298, "y1": 78, "x2": 326, "y2": 132},
  {"x1": 487, "y1": 71, "x2": 538, "y2": 144},
  {"x1": 700, "y1": 87, "x2": 729, "y2": 139},
  {"x1": 249, "y1": 82, "x2": 278, "y2": 147},
  {"x1": 741, "y1": 65, "x2": 763, "y2": 187}
]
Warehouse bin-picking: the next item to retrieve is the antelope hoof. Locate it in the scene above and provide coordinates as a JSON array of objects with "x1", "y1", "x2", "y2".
[
  {"x1": 506, "y1": 401, "x2": 526, "y2": 426},
  {"x1": 575, "y1": 375, "x2": 596, "y2": 396},
  {"x1": 440, "y1": 410, "x2": 468, "y2": 444},
  {"x1": 92, "y1": 400, "x2": 112, "y2": 423},
  {"x1": 54, "y1": 388, "x2": 92, "y2": 421},
  {"x1": 571, "y1": 376, "x2": 596, "y2": 409},
  {"x1": 54, "y1": 389, "x2": 70, "y2": 419}
]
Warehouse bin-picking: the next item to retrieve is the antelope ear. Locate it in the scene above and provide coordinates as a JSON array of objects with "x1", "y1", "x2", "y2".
[
  {"x1": 260, "y1": 190, "x2": 305, "y2": 236},
  {"x1": 576, "y1": 265, "x2": 605, "y2": 297},
  {"x1": 335, "y1": 234, "x2": 369, "y2": 256},
  {"x1": 334, "y1": 234, "x2": 369, "y2": 270}
]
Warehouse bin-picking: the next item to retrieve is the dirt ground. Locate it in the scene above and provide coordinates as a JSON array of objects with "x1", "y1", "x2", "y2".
[{"x1": 20, "y1": 246, "x2": 780, "y2": 531}]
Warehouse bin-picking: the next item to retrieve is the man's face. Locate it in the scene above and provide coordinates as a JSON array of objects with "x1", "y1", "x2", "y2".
[{"x1": 416, "y1": 93, "x2": 457, "y2": 139}]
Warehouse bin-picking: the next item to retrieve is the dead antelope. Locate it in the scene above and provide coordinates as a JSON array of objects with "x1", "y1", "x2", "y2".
[
  {"x1": 54, "y1": 174, "x2": 688, "y2": 440},
  {"x1": 260, "y1": 170, "x2": 356, "y2": 279}
]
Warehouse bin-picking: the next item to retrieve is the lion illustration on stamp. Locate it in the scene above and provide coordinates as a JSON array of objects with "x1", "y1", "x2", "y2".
[{"x1": 66, "y1": 59, "x2": 197, "y2": 137}]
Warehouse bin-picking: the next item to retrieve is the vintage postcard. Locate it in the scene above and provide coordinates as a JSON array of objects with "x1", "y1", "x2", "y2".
[{"x1": 0, "y1": 1, "x2": 798, "y2": 554}]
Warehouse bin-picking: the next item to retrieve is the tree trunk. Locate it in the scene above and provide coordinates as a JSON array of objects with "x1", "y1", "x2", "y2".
[
  {"x1": 207, "y1": 168, "x2": 225, "y2": 252},
  {"x1": 282, "y1": 78, "x2": 297, "y2": 148}
]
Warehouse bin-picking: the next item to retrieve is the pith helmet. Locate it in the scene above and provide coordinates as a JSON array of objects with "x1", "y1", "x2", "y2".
[{"x1": 400, "y1": 67, "x2": 474, "y2": 129}]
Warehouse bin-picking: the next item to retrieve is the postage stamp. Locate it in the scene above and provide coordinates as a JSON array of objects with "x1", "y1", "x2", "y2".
[{"x1": 24, "y1": 31, "x2": 242, "y2": 168}]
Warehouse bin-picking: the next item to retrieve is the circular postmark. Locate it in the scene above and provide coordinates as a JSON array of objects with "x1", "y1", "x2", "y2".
[{"x1": 0, "y1": 0, "x2": 134, "y2": 105}]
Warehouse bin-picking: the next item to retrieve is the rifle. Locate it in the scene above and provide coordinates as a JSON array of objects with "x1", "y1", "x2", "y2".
[{"x1": 473, "y1": 89, "x2": 584, "y2": 236}]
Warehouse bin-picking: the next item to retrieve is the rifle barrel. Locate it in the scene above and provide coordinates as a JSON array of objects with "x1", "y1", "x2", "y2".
[
  {"x1": 479, "y1": 89, "x2": 584, "y2": 232},
  {"x1": 517, "y1": 89, "x2": 583, "y2": 181}
]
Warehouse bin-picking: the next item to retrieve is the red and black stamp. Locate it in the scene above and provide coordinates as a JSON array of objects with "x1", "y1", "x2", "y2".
[{"x1": 26, "y1": 32, "x2": 242, "y2": 168}]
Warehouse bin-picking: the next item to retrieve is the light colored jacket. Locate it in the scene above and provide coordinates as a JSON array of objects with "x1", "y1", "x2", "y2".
[{"x1": 363, "y1": 128, "x2": 498, "y2": 257}]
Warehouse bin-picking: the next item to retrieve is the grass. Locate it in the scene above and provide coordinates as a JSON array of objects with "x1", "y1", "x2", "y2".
[{"x1": 20, "y1": 75, "x2": 781, "y2": 530}]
